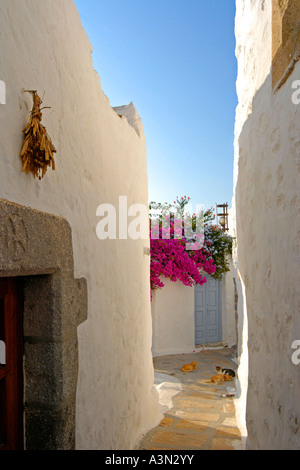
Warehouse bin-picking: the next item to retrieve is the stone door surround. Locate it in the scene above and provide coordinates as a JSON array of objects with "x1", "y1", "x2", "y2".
[{"x1": 0, "y1": 198, "x2": 87, "y2": 450}]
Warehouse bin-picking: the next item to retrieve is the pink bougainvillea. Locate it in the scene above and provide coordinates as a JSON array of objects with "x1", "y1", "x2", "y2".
[
  {"x1": 149, "y1": 195, "x2": 233, "y2": 298},
  {"x1": 150, "y1": 217, "x2": 216, "y2": 293}
]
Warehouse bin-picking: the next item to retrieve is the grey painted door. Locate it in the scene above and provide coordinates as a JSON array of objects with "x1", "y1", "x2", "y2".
[{"x1": 194, "y1": 276, "x2": 222, "y2": 344}]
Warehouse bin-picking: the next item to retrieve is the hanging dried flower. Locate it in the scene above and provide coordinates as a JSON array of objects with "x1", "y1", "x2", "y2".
[{"x1": 20, "y1": 90, "x2": 56, "y2": 180}]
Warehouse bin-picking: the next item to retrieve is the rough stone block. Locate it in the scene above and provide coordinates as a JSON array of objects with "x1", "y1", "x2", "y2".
[
  {"x1": 24, "y1": 335, "x2": 78, "y2": 407},
  {"x1": 25, "y1": 401, "x2": 75, "y2": 450},
  {"x1": 23, "y1": 273, "x2": 87, "y2": 340},
  {"x1": 0, "y1": 200, "x2": 75, "y2": 276}
]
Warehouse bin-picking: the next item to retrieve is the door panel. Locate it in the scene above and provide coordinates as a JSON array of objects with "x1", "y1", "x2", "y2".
[
  {"x1": 195, "y1": 276, "x2": 221, "y2": 344},
  {"x1": 195, "y1": 288, "x2": 205, "y2": 344},
  {"x1": 0, "y1": 278, "x2": 23, "y2": 450}
]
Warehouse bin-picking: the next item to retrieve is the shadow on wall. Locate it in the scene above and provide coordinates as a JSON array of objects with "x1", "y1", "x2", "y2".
[{"x1": 234, "y1": 65, "x2": 300, "y2": 450}]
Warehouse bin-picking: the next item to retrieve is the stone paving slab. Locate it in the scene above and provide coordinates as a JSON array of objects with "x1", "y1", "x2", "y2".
[{"x1": 138, "y1": 348, "x2": 246, "y2": 451}]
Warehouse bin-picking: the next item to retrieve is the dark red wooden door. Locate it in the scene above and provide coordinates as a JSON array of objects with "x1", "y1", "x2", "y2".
[{"x1": 0, "y1": 278, "x2": 23, "y2": 450}]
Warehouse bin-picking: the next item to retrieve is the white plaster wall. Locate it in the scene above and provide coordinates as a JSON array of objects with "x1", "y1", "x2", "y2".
[
  {"x1": 221, "y1": 258, "x2": 237, "y2": 349},
  {"x1": 151, "y1": 273, "x2": 236, "y2": 357},
  {"x1": 228, "y1": 207, "x2": 248, "y2": 444},
  {"x1": 233, "y1": 0, "x2": 300, "y2": 449},
  {"x1": 0, "y1": 0, "x2": 161, "y2": 449},
  {"x1": 151, "y1": 279, "x2": 195, "y2": 357}
]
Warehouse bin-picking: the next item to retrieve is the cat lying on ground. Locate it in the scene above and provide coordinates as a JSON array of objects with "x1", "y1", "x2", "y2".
[
  {"x1": 204, "y1": 373, "x2": 233, "y2": 384},
  {"x1": 215, "y1": 365, "x2": 236, "y2": 377},
  {"x1": 181, "y1": 361, "x2": 197, "y2": 372}
]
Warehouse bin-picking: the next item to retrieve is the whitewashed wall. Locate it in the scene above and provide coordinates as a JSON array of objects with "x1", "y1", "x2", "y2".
[
  {"x1": 233, "y1": 0, "x2": 300, "y2": 449},
  {"x1": 0, "y1": 0, "x2": 161, "y2": 449},
  {"x1": 221, "y1": 258, "x2": 237, "y2": 348},
  {"x1": 151, "y1": 272, "x2": 236, "y2": 357},
  {"x1": 151, "y1": 279, "x2": 195, "y2": 357}
]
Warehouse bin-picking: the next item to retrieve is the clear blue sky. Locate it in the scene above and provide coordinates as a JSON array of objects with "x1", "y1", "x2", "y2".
[{"x1": 74, "y1": 0, "x2": 237, "y2": 212}]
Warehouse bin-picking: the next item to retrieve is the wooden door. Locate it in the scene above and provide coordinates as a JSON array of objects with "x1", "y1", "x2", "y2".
[
  {"x1": 195, "y1": 276, "x2": 222, "y2": 344},
  {"x1": 0, "y1": 278, "x2": 23, "y2": 450}
]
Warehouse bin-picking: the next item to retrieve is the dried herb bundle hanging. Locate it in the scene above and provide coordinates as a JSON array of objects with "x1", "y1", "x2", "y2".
[{"x1": 20, "y1": 90, "x2": 56, "y2": 180}]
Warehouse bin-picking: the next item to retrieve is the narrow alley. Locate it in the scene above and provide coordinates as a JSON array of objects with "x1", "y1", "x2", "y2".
[{"x1": 139, "y1": 348, "x2": 246, "y2": 451}]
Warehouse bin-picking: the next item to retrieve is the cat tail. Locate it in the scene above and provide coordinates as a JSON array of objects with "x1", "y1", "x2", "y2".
[{"x1": 203, "y1": 379, "x2": 212, "y2": 383}]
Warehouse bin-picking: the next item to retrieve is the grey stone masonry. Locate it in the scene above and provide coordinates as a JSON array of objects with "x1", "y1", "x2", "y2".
[{"x1": 0, "y1": 199, "x2": 87, "y2": 450}]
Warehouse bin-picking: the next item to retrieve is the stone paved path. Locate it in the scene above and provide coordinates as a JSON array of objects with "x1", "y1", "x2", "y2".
[{"x1": 138, "y1": 348, "x2": 246, "y2": 450}]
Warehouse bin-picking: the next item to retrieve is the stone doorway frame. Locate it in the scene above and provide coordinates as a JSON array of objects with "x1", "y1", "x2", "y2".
[{"x1": 0, "y1": 199, "x2": 87, "y2": 449}]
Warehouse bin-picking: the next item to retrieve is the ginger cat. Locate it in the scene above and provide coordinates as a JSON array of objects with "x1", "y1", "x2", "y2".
[
  {"x1": 181, "y1": 361, "x2": 197, "y2": 372},
  {"x1": 204, "y1": 373, "x2": 233, "y2": 384}
]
